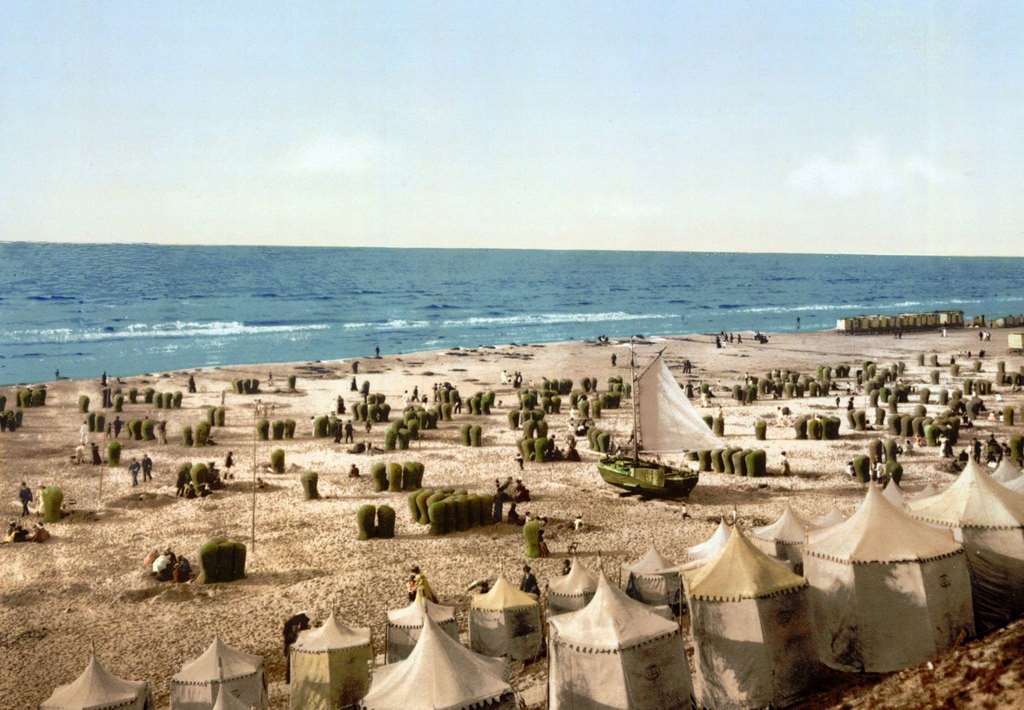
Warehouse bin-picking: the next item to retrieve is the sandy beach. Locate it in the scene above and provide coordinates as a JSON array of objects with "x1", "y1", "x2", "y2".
[{"x1": 3, "y1": 326, "x2": 1023, "y2": 709}]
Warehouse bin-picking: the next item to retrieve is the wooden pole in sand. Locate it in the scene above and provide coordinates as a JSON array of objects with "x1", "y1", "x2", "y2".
[{"x1": 251, "y1": 401, "x2": 258, "y2": 557}]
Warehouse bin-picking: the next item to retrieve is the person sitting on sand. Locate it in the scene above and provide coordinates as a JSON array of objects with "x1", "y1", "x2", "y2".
[
  {"x1": 184, "y1": 481, "x2": 197, "y2": 499},
  {"x1": 511, "y1": 479, "x2": 530, "y2": 503},
  {"x1": 507, "y1": 503, "x2": 524, "y2": 526},
  {"x1": 347, "y1": 442, "x2": 366, "y2": 455},
  {"x1": 28, "y1": 523, "x2": 49, "y2": 543},
  {"x1": 5, "y1": 521, "x2": 29, "y2": 543},
  {"x1": 173, "y1": 556, "x2": 192, "y2": 583},
  {"x1": 846, "y1": 460, "x2": 856, "y2": 478},
  {"x1": 152, "y1": 550, "x2": 176, "y2": 582},
  {"x1": 348, "y1": 464, "x2": 360, "y2": 478},
  {"x1": 780, "y1": 452, "x2": 791, "y2": 476}
]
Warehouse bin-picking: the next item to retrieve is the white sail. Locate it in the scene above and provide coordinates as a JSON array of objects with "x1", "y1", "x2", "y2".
[{"x1": 637, "y1": 357, "x2": 721, "y2": 453}]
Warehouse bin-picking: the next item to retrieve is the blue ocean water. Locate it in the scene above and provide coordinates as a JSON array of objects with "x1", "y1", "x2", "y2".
[{"x1": 1, "y1": 242, "x2": 1023, "y2": 386}]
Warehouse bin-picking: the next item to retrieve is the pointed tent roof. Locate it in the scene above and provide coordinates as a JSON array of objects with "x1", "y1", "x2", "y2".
[
  {"x1": 806, "y1": 484, "x2": 961, "y2": 564},
  {"x1": 882, "y1": 479, "x2": 906, "y2": 508},
  {"x1": 907, "y1": 458, "x2": 1024, "y2": 529},
  {"x1": 388, "y1": 596, "x2": 457, "y2": 628},
  {"x1": 812, "y1": 509, "x2": 846, "y2": 528},
  {"x1": 548, "y1": 575, "x2": 679, "y2": 651},
  {"x1": 686, "y1": 520, "x2": 730, "y2": 562},
  {"x1": 471, "y1": 576, "x2": 538, "y2": 611},
  {"x1": 992, "y1": 457, "x2": 1022, "y2": 484},
  {"x1": 683, "y1": 526, "x2": 807, "y2": 601},
  {"x1": 211, "y1": 686, "x2": 250, "y2": 710},
  {"x1": 172, "y1": 638, "x2": 262, "y2": 684},
  {"x1": 1006, "y1": 475, "x2": 1024, "y2": 494},
  {"x1": 548, "y1": 561, "x2": 598, "y2": 598},
  {"x1": 40, "y1": 657, "x2": 149, "y2": 710},
  {"x1": 293, "y1": 613, "x2": 370, "y2": 652},
  {"x1": 362, "y1": 615, "x2": 512, "y2": 710},
  {"x1": 752, "y1": 504, "x2": 816, "y2": 545},
  {"x1": 623, "y1": 545, "x2": 677, "y2": 575},
  {"x1": 637, "y1": 357, "x2": 721, "y2": 453}
]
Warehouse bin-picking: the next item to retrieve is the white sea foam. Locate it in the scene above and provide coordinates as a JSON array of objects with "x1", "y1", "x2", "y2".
[
  {"x1": 441, "y1": 311, "x2": 673, "y2": 327},
  {"x1": 4, "y1": 321, "x2": 330, "y2": 343}
]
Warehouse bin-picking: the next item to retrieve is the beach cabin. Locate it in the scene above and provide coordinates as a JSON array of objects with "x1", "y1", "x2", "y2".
[
  {"x1": 40, "y1": 657, "x2": 152, "y2": 710},
  {"x1": 289, "y1": 613, "x2": 372, "y2": 710},
  {"x1": 385, "y1": 596, "x2": 458, "y2": 663},
  {"x1": 1009, "y1": 332, "x2": 1024, "y2": 353}
]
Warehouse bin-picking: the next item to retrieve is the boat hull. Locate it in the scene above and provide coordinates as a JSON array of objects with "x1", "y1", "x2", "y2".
[{"x1": 596, "y1": 457, "x2": 699, "y2": 499}]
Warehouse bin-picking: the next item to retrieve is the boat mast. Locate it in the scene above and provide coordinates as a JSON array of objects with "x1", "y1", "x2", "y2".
[{"x1": 631, "y1": 337, "x2": 640, "y2": 463}]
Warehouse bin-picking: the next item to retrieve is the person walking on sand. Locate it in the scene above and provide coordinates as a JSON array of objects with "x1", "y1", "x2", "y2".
[
  {"x1": 128, "y1": 458, "x2": 141, "y2": 487},
  {"x1": 141, "y1": 453, "x2": 153, "y2": 482},
  {"x1": 18, "y1": 482, "x2": 32, "y2": 517},
  {"x1": 344, "y1": 419, "x2": 354, "y2": 443},
  {"x1": 611, "y1": 353, "x2": 617, "y2": 367},
  {"x1": 113, "y1": 416, "x2": 123, "y2": 439},
  {"x1": 157, "y1": 419, "x2": 167, "y2": 444},
  {"x1": 79, "y1": 420, "x2": 89, "y2": 447},
  {"x1": 188, "y1": 374, "x2": 196, "y2": 393}
]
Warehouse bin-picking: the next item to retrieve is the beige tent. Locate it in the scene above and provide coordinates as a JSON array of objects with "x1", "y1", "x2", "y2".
[
  {"x1": 1006, "y1": 475, "x2": 1024, "y2": 494},
  {"x1": 548, "y1": 575, "x2": 693, "y2": 709},
  {"x1": 685, "y1": 519, "x2": 730, "y2": 564},
  {"x1": 805, "y1": 485, "x2": 974, "y2": 673},
  {"x1": 811, "y1": 509, "x2": 846, "y2": 528},
  {"x1": 289, "y1": 613, "x2": 372, "y2": 709},
  {"x1": 751, "y1": 504, "x2": 816, "y2": 571},
  {"x1": 362, "y1": 614, "x2": 516, "y2": 710},
  {"x1": 385, "y1": 596, "x2": 459, "y2": 663},
  {"x1": 683, "y1": 527, "x2": 820, "y2": 709},
  {"x1": 170, "y1": 638, "x2": 266, "y2": 710},
  {"x1": 469, "y1": 576, "x2": 542, "y2": 661},
  {"x1": 212, "y1": 687, "x2": 249, "y2": 710},
  {"x1": 637, "y1": 357, "x2": 722, "y2": 452},
  {"x1": 991, "y1": 457, "x2": 1022, "y2": 484},
  {"x1": 620, "y1": 545, "x2": 681, "y2": 611},
  {"x1": 907, "y1": 458, "x2": 1024, "y2": 633},
  {"x1": 40, "y1": 656, "x2": 152, "y2": 710},
  {"x1": 882, "y1": 479, "x2": 906, "y2": 508},
  {"x1": 547, "y1": 561, "x2": 598, "y2": 615}
]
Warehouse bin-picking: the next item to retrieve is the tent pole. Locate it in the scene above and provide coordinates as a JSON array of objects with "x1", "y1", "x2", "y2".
[{"x1": 631, "y1": 338, "x2": 639, "y2": 465}]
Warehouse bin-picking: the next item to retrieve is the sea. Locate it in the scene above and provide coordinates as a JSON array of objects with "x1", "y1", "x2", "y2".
[{"x1": 2, "y1": 242, "x2": 1023, "y2": 386}]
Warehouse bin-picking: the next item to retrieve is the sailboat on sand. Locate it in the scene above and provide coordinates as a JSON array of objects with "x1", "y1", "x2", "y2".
[{"x1": 597, "y1": 348, "x2": 721, "y2": 498}]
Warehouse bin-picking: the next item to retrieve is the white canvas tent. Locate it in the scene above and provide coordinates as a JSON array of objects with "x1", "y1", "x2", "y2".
[
  {"x1": 40, "y1": 656, "x2": 152, "y2": 710},
  {"x1": 1006, "y1": 475, "x2": 1024, "y2": 494},
  {"x1": 637, "y1": 357, "x2": 721, "y2": 453},
  {"x1": 750, "y1": 504, "x2": 816, "y2": 570},
  {"x1": 547, "y1": 561, "x2": 598, "y2": 615},
  {"x1": 683, "y1": 526, "x2": 819, "y2": 709},
  {"x1": 170, "y1": 638, "x2": 266, "y2": 710},
  {"x1": 469, "y1": 576, "x2": 542, "y2": 661},
  {"x1": 907, "y1": 458, "x2": 1024, "y2": 633},
  {"x1": 385, "y1": 596, "x2": 459, "y2": 663},
  {"x1": 685, "y1": 519, "x2": 730, "y2": 564},
  {"x1": 805, "y1": 485, "x2": 974, "y2": 673},
  {"x1": 289, "y1": 613, "x2": 372, "y2": 709},
  {"x1": 991, "y1": 457, "x2": 1022, "y2": 484},
  {"x1": 882, "y1": 479, "x2": 906, "y2": 508},
  {"x1": 811, "y1": 508, "x2": 846, "y2": 528},
  {"x1": 620, "y1": 545, "x2": 682, "y2": 611},
  {"x1": 548, "y1": 575, "x2": 693, "y2": 709},
  {"x1": 362, "y1": 614, "x2": 515, "y2": 710},
  {"x1": 212, "y1": 687, "x2": 249, "y2": 710},
  {"x1": 911, "y1": 483, "x2": 940, "y2": 500}
]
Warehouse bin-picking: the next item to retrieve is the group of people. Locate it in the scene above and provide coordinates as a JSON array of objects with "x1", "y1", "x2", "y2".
[
  {"x1": 4, "y1": 519, "x2": 49, "y2": 544},
  {"x1": 499, "y1": 370, "x2": 524, "y2": 388},
  {"x1": 145, "y1": 548, "x2": 193, "y2": 583}
]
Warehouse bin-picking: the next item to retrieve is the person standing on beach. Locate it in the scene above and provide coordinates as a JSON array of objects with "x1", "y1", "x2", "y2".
[
  {"x1": 187, "y1": 374, "x2": 196, "y2": 393},
  {"x1": 344, "y1": 420, "x2": 354, "y2": 443},
  {"x1": 18, "y1": 482, "x2": 32, "y2": 517},
  {"x1": 157, "y1": 420, "x2": 167, "y2": 444},
  {"x1": 141, "y1": 453, "x2": 153, "y2": 482},
  {"x1": 128, "y1": 458, "x2": 141, "y2": 487},
  {"x1": 611, "y1": 353, "x2": 617, "y2": 367},
  {"x1": 796, "y1": 317, "x2": 801, "y2": 330}
]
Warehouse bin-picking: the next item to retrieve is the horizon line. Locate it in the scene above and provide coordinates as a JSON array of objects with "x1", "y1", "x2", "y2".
[{"x1": 1, "y1": 239, "x2": 1019, "y2": 260}]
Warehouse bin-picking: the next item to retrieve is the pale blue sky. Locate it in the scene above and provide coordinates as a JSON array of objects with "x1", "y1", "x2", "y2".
[{"x1": 1, "y1": 1, "x2": 1021, "y2": 254}]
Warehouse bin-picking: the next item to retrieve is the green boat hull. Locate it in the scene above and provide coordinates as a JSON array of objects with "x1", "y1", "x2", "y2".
[{"x1": 596, "y1": 457, "x2": 699, "y2": 498}]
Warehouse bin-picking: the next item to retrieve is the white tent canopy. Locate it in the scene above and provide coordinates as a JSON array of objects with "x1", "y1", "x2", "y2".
[
  {"x1": 683, "y1": 527, "x2": 819, "y2": 709},
  {"x1": 804, "y1": 485, "x2": 974, "y2": 673},
  {"x1": 882, "y1": 479, "x2": 906, "y2": 508},
  {"x1": 907, "y1": 458, "x2": 1024, "y2": 632},
  {"x1": 469, "y1": 577, "x2": 543, "y2": 661},
  {"x1": 212, "y1": 687, "x2": 249, "y2": 710},
  {"x1": 811, "y1": 509, "x2": 846, "y2": 528},
  {"x1": 385, "y1": 596, "x2": 458, "y2": 663},
  {"x1": 751, "y1": 504, "x2": 817, "y2": 568},
  {"x1": 290, "y1": 613, "x2": 372, "y2": 710},
  {"x1": 40, "y1": 656, "x2": 151, "y2": 710},
  {"x1": 548, "y1": 575, "x2": 693, "y2": 709},
  {"x1": 547, "y1": 561, "x2": 598, "y2": 615},
  {"x1": 991, "y1": 457, "x2": 1022, "y2": 484},
  {"x1": 637, "y1": 357, "x2": 721, "y2": 453},
  {"x1": 170, "y1": 638, "x2": 266, "y2": 710},
  {"x1": 620, "y1": 545, "x2": 682, "y2": 611},
  {"x1": 362, "y1": 615, "x2": 515, "y2": 710},
  {"x1": 685, "y1": 519, "x2": 730, "y2": 564}
]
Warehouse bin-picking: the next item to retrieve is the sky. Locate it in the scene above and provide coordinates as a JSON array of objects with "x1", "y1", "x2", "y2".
[{"x1": 1, "y1": 1, "x2": 1022, "y2": 255}]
